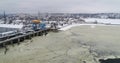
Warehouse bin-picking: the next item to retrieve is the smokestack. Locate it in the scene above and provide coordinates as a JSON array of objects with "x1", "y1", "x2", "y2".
[
  {"x1": 38, "y1": 11, "x2": 40, "y2": 20},
  {"x1": 3, "y1": 11, "x2": 6, "y2": 24}
]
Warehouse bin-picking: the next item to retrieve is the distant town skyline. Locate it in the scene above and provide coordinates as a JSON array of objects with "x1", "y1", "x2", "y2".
[{"x1": 0, "y1": 0, "x2": 120, "y2": 13}]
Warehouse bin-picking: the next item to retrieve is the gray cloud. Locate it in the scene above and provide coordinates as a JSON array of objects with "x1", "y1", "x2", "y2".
[{"x1": 0, "y1": 0, "x2": 120, "y2": 13}]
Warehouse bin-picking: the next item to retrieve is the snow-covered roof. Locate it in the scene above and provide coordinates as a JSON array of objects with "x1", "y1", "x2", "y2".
[{"x1": 0, "y1": 24, "x2": 24, "y2": 29}]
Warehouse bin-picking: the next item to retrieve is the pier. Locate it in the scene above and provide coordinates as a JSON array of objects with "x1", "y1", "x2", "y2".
[{"x1": 0, "y1": 28, "x2": 58, "y2": 48}]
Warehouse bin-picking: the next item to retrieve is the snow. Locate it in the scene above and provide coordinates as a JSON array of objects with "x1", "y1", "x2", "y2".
[
  {"x1": 0, "y1": 24, "x2": 24, "y2": 29},
  {"x1": 84, "y1": 18, "x2": 120, "y2": 24},
  {"x1": 59, "y1": 24, "x2": 105, "y2": 31},
  {"x1": 59, "y1": 18, "x2": 120, "y2": 31}
]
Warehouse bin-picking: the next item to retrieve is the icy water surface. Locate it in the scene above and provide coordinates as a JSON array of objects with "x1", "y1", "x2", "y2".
[{"x1": 0, "y1": 25, "x2": 120, "y2": 63}]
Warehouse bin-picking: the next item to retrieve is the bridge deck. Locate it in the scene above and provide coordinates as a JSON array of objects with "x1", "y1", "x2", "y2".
[{"x1": 0, "y1": 28, "x2": 52, "y2": 47}]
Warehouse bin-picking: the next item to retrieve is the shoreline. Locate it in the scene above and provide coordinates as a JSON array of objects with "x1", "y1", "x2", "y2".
[{"x1": 58, "y1": 24, "x2": 116, "y2": 31}]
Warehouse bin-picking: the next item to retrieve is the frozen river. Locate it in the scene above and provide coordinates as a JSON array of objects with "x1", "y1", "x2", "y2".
[{"x1": 0, "y1": 25, "x2": 120, "y2": 63}]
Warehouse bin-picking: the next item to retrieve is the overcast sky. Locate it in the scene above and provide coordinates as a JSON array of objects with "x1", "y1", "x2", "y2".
[{"x1": 0, "y1": 0, "x2": 120, "y2": 13}]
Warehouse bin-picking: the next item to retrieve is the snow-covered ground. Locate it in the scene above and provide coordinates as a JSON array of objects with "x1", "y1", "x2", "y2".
[
  {"x1": 59, "y1": 18, "x2": 120, "y2": 31},
  {"x1": 84, "y1": 18, "x2": 120, "y2": 24}
]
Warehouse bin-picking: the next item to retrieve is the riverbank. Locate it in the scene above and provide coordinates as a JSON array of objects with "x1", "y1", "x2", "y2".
[{"x1": 0, "y1": 25, "x2": 120, "y2": 63}]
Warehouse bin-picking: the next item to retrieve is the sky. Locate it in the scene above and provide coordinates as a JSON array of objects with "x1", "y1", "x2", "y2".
[{"x1": 0, "y1": 0, "x2": 120, "y2": 13}]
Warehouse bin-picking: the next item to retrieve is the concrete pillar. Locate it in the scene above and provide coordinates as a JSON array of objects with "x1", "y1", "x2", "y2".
[
  {"x1": 40, "y1": 32, "x2": 43, "y2": 36},
  {"x1": 29, "y1": 35, "x2": 31, "y2": 39},
  {"x1": 38, "y1": 32, "x2": 41, "y2": 36},
  {"x1": 17, "y1": 38, "x2": 20, "y2": 45},
  {"x1": 23, "y1": 36, "x2": 26, "y2": 40},
  {"x1": 33, "y1": 33, "x2": 35, "y2": 37},
  {"x1": 45, "y1": 30, "x2": 48, "y2": 36},
  {"x1": 35, "y1": 33, "x2": 36, "y2": 36},
  {"x1": 10, "y1": 41, "x2": 14, "y2": 47},
  {"x1": 37, "y1": 32, "x2": 39, "y2": 36},
  {"x1": 3, "y1": 43, "x2": 6, "y2": 47}
]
